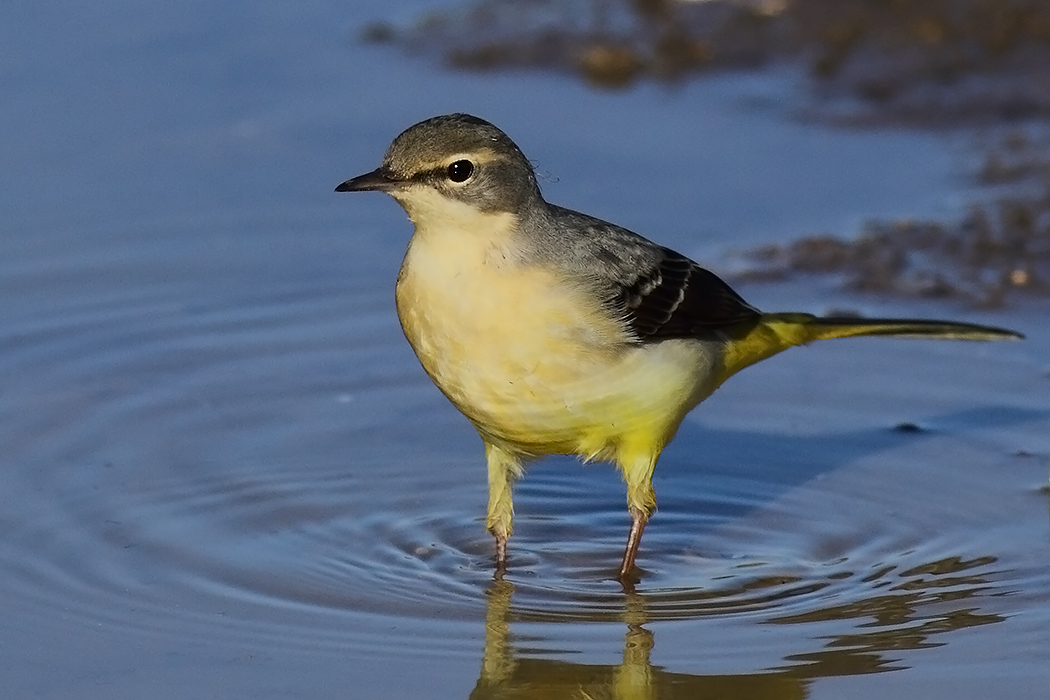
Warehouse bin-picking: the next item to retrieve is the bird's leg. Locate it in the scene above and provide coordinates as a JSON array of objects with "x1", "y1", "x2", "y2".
[
  {"x1": 484, "y1": 441, "x2": 524, "y2": 572},
  {"x1": 494, "y1": 533, "x2": 508, "y2": 575},
  {"x1": 619, "y1": 508, "x2": 649, "y2": 579},
  {"x1": 616, "y1": 443, "x2": 660, "y2": 580}
]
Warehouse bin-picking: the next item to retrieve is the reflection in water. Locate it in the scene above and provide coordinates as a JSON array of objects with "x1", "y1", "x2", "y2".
[
  {"x1": 473, "y1": 578, "x2": 807, "y2": 699},
  {"x1": 770, "y1": 555, "x2": 1004, "y2": 678},
  {"x1": 471, "y1": 554, "x2": 1003, "y2": 698}
]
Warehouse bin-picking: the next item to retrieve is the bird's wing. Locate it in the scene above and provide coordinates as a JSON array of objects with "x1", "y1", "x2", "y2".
[
  {"x1": 617, "y1": 247, "x2": 761, "y2": 340},
  {"x1": 544, "y1": 206, "x2": 761, "y2": 341}
]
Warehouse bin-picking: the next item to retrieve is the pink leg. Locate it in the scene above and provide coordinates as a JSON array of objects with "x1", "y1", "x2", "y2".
[
  {"x1": 619, "y1": 508, "x2": 649, "y2": 579},
  {"x1": 495, "y1": 532, "x2": 508, "y2": 574}
]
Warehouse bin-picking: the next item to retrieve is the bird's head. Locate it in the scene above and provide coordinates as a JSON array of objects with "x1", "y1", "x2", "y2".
[{"x1": 336, "y1": 114, "x2": 544, "y2": 221}]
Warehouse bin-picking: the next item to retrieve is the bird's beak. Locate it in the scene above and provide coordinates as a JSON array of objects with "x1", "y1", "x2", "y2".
[{"x1": 334, "y1": 167, "x2": 399, "y2": 193}]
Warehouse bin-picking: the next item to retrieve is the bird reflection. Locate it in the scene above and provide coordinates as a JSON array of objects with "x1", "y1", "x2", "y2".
[{"x1": 469, "y1": 553, "x2": 1003, "y2": 699}]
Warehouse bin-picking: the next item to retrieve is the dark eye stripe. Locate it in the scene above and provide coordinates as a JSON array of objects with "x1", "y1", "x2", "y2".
[{"x1": 410, "y1": 165, "x2": 471, "y2": 184}]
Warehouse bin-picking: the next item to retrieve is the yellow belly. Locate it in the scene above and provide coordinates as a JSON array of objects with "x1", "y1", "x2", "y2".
[{"x1": 394, "y1": 216, "x2": 723, "y2": 459}]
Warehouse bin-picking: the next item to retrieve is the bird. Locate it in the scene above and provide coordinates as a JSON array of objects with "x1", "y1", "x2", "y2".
[{"x1": 335, "y1": 113, "x2": 1023, "y2": 580}]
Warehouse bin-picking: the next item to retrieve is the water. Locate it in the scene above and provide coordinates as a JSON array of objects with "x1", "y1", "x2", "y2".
[{"x1": 2, "y1": 3, "x2": 1049, "y2": 698}]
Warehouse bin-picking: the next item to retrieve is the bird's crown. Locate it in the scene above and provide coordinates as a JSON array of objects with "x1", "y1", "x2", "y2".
[{"x1": 381, "y1": 114, "x2": 525, "y2": 177}]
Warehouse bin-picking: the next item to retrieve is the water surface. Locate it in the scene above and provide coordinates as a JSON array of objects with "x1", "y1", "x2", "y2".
[{"x1": 2, "y1": 3, "x2": 1048, "y2": 698}]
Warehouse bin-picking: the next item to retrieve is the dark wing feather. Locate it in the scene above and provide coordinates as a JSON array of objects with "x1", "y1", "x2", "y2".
[
  {"x1": 618, "y1": 247, "x2": 761, "y2": 340},
  {"x1": 540, "y1": 206, "x2": 760, "y2": 341}
]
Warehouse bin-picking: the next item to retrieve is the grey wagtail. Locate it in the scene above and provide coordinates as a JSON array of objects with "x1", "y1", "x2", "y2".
[{"x1": 336, "y1": 113, "x2": 1023, "y2": 579}]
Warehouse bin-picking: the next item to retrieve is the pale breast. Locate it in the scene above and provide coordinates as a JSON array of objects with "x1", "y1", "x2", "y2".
[{"x1": 393, "y1": 205, "x2": 721, "y2": 456}]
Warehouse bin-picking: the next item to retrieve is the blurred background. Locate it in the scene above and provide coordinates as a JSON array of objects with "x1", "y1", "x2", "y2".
[{"x1": 2, "y1": 2, "x2": 1048, "y2": 698}]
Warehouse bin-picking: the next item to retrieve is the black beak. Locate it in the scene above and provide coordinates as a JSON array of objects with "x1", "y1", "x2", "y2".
[{"x1": 335, "y1": 167, "x2": 399, "y2": 193}]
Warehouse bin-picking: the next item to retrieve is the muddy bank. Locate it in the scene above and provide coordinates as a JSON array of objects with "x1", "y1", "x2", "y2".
[
  {"x1": 733, "y1": 129, "x2": 1050, "y2": 307},
  {"x1": 363, "y1": 0, "x2": 1050, "y2": 124}
]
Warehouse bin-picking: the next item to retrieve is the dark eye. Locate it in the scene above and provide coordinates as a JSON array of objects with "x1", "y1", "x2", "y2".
[{"x1": 447, "y1": 159, "x2": 474, "y2": 183}]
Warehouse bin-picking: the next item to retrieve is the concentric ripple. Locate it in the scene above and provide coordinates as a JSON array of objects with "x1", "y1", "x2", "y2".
[{"x1": 1, "y1": 234, "x2": 1047, "y2": 672}]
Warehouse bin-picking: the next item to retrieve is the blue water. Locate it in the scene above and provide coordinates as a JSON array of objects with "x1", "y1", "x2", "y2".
[{"x1": 2, "y1": 3, "x2": 1048, "y2": 699}]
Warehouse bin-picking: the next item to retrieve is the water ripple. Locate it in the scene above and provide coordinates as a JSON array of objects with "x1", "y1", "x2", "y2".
[{"x1": 0, "y1": 270, "x2": 1046, "y2": 670}]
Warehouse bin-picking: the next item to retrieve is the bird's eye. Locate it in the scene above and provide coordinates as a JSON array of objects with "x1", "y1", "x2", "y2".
[{"x1": 447, "y1": 159, "x2": 475, "y2": 183}]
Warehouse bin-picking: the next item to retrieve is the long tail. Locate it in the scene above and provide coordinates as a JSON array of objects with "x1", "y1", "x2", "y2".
[
  {"x1": 800, "y1": 315, "x2": 1024, "y2": 342},
  {"x1": 719, "y1": 313, "x2": 1023, "y2": 382}
]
